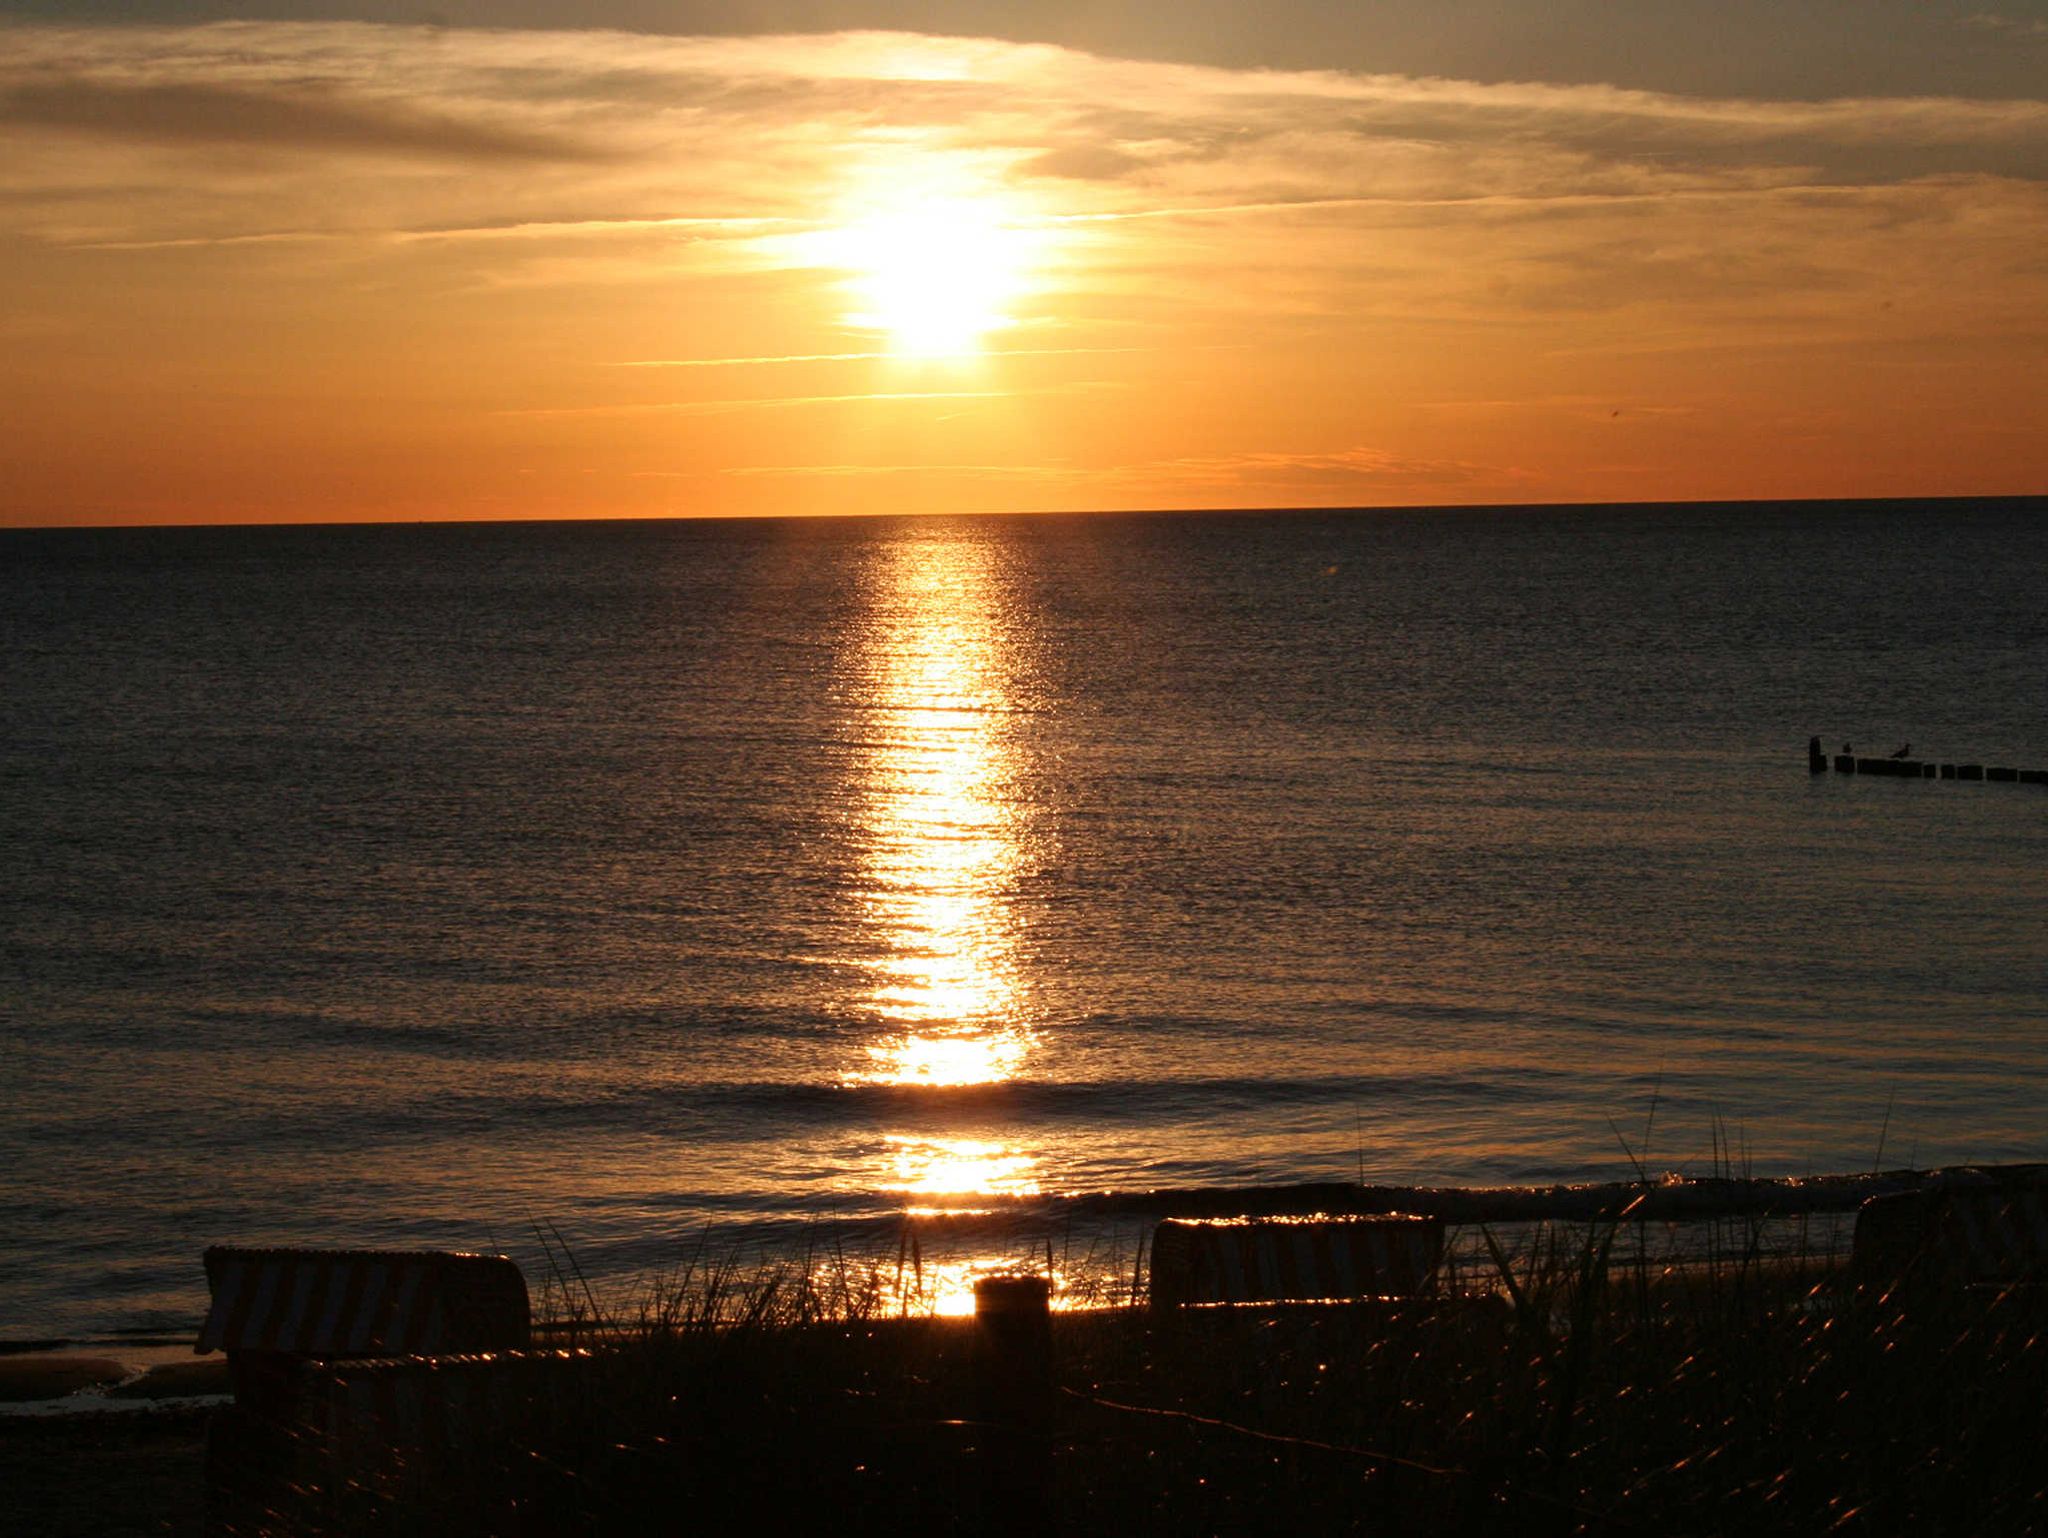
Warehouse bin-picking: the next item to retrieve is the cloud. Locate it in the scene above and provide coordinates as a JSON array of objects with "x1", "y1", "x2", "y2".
[
  {"x1": 712, "y1": 447, "x2": 1532, "y2": 497},
  {"x1": 1961, "y1": 12, "x2": 2048, "y2": 39},
  {"x1": 613, "y1": 344, "x2": 1151, "y2": 367},
  {"x1": 1016, "y1": 144, "x2": 1149, "y2": 182},
  {"x1": 1118, "y1": 449, "x2": 1536, "y2": 493},
  {"x1": 719, "y1": 461, "x2": 1083, "y2": 479},
  {"x1": 4, "y1": 22, "x2": 2044, "y2": 249},
  {"x1": 498, "y1": 389, "x2": 1018, "y2": 417},
  {"x1": 5, "y1": 22, "x2": 2038, "y2": 337},
  {"x1": 0, "y1": 78, "x2": 602, "y2": 160}
]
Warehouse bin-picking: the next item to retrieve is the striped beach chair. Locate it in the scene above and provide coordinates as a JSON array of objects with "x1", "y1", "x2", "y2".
[
  {"x1": 198, "y1": 1247, "x2": 533, "y2": 1533},
  {"x1": 1149, "y1": 1214, "x2": 1443, "y2": 1309},
  {"x1": 1851, "y1": 1183, "x2": 2048, "y2": 1295},
  {"x1": 198, "y1": 1246, "x2": 530, "y2": 1367}
]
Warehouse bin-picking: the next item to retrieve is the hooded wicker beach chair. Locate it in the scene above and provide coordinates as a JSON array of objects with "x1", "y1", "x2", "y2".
[{"x1": 1148, "y1": 1213, "x2": 1443, "y2": 1309}]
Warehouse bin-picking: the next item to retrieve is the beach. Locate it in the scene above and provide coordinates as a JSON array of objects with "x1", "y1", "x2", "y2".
[
  {"x1": 6, "y1": 1162, "x2": 2045, "y2": 1532},
  {"x1": 6, "y1": 1238, "x2": 2041, "y2": 1535}
]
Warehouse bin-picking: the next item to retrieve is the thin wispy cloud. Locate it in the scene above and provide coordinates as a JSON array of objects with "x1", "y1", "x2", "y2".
[
  {"x1": 1123, "y1": 448, "x2": 1537, "y2": 493},
  {"x1": 718, "y1": 462, "x2": 1087, "y2": 479},
  {"x1": 1961, "y1": 12, "x2": 2048, "y2": 39},
  {"x1": 0, "y1": 78, "x2": 604, "y2": 160},
  {"x1": 498, "y1": 390, "x2": 1022, "y2": 417},
  {"x1": 615, "y1": 345, "x2": 1153, "y2": 367}
]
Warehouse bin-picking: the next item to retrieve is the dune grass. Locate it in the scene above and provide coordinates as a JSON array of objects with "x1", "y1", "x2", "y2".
[{"x1": 237, "y1": 1202, "x2": 2045, "y2": 1536}]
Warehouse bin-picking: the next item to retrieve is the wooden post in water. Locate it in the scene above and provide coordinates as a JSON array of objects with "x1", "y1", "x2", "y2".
[
  {"x1": 1814, "y1": 744, "x2": 2047, "y2": 785},
  {"x1": 974, "y1": 1273, "x2": 1053, "y2": 1532}
]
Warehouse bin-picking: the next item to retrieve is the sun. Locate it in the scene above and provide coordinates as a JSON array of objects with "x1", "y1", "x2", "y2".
[{"x1": 828, "y1": 196, "x2": 1038, "y2": 358}]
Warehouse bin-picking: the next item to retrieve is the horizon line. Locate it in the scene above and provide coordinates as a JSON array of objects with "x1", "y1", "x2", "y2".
[{"x1": 5, "y1": 490, "x2": 2045, "y2": 534}]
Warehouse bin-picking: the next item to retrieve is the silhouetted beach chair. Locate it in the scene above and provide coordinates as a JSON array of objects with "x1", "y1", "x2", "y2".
[
  {"x1": 1850, "y1": 1181, "x2": 2048, "y2": 1298},
  {"x1": 198, "y1": 1246, "x2": 538, "y2": 1533},
  {"x1": 1148, "y1": 1214, "x2": 1442, "y2": 1309},
  {"x1": 199, "y1": 1246, "x2": 530, "y2": 1363}
]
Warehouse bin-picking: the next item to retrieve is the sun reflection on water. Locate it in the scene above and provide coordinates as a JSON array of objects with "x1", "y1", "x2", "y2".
[
  {"x1": 883, "y1": 1134, "x2": 1042, "y2": 1204},
  {"x1": 833, "y1": 532, "x2": 1052, "y2": 1271},
  {"x1": 869, "y1": 1032, "x2": 1025, "y2": 1087},
  {"x1": 898, "y1": 1258, "x2": 1008, "y2": 1319},
  {"x1": 847, "y1": 536, "x2": 1033, "y2": 1097}
]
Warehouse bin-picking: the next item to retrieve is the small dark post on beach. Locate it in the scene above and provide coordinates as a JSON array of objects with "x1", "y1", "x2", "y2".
[{"x1": 973, "y1": 1273, "x2": 1053, "y2": 1531}]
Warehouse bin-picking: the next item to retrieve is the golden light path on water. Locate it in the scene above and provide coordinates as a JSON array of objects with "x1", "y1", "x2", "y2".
[{"x1": 846, "y1": 535, "x2": 1043, "y2": 1314}]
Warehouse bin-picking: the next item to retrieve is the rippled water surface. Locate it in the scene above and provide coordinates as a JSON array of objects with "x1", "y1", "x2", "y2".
[{"x1": 4, "y1": 500, "x2": 2045, "y2": 1333}]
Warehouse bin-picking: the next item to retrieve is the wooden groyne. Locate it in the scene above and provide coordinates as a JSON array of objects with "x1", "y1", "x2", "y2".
[{"x1": 1808, "y1": 738, "x2": 2046, "y2": 784}]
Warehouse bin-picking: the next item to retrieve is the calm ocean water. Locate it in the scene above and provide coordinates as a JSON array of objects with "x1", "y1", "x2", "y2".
[{"x1": 4, "y1": 500, "x2": 2046, "y2": 1336}]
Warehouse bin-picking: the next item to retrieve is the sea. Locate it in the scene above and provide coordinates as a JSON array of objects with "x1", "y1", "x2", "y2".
[{"x1": 4, "y1": 498, "x2": 2045, "y2": 1339}]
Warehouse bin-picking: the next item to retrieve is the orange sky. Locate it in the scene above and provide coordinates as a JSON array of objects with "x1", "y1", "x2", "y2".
[{"x1": 2, "y1": 20, "x2": 2044, "y2": 525}]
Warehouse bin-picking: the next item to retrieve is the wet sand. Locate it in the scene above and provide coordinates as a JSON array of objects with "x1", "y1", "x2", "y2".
[
  {"x1": 0, "y1": 1355, "x2": 132, "y2": 1402},
  {"x1": 0, "y1": 1349, "x2": 228, "y2": 1407}
]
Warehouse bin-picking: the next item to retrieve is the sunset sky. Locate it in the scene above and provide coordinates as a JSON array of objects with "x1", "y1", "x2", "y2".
[{"x1": 3, "y1": 1, "x2": 2044, "y2": 524}]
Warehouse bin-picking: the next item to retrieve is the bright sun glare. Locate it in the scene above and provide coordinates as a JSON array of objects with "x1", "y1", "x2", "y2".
[{"x1": 829, "y1": 197, "x2": 1037, "y2": 357}]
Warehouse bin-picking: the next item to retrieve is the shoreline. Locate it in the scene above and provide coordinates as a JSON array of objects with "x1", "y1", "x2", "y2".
[
  {"x1": 6, "y1": 1159, "x2": 2035, "y2": 1393},
  {"x1": 0, "y1": 1344, "x2": 227, "y2": 1416}
]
